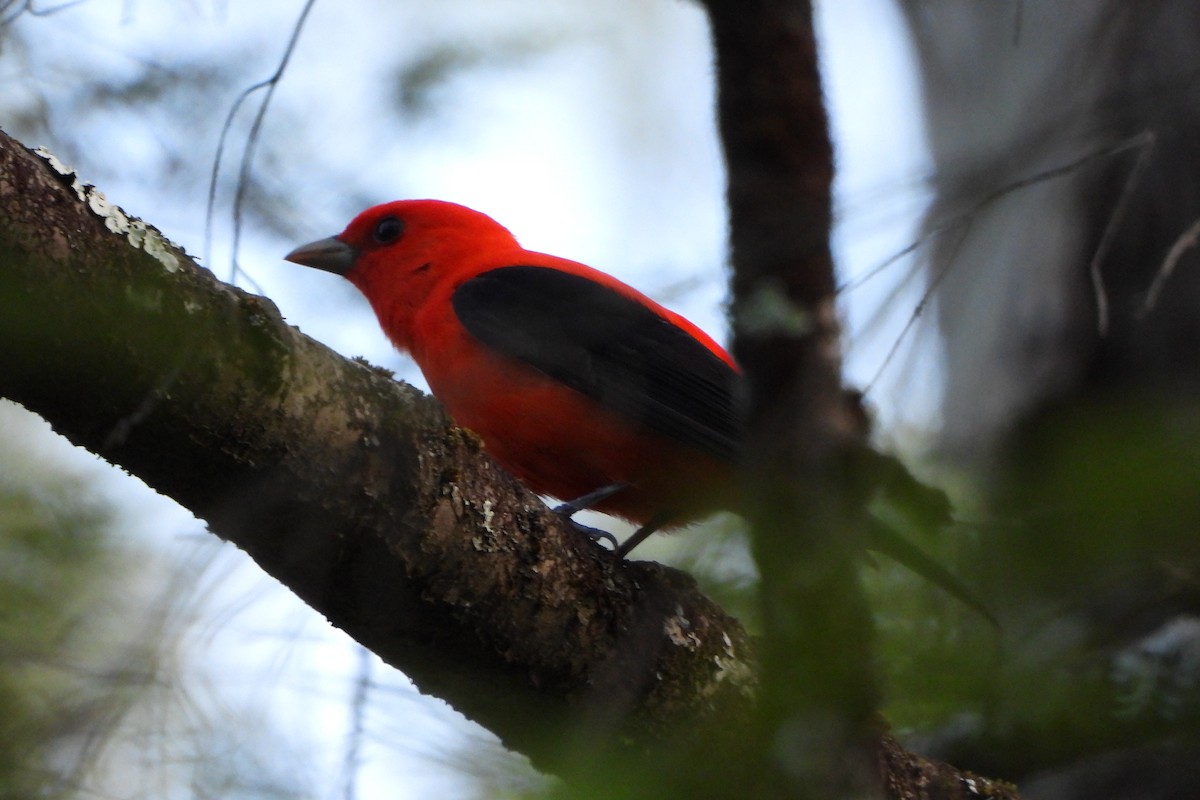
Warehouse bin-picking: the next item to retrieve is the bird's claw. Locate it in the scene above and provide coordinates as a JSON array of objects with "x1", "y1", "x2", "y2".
[{"x1": 565, "y1": 519, "x2": 620, "y2": 550}]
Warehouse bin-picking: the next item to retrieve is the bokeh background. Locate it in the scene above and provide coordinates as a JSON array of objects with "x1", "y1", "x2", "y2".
[{"x1": 1, "y1": 1, "x2": 942, "y2": 797}]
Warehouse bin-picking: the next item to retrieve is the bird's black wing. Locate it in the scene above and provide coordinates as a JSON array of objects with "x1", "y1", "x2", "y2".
[{"x1": 451, "y1": 265, "x2": 740, "y2": 462}]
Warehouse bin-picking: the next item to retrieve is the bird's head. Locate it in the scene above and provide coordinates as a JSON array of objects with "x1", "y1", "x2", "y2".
[{"x1": 285, "y1": 199, "x2": 521, "y2": 347}]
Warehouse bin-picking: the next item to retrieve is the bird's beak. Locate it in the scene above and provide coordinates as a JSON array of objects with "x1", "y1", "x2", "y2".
[{"x1": 284, "y1": 236, "x2": 359, "y2": 276}]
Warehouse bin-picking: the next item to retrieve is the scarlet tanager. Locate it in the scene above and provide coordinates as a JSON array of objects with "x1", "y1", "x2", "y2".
[
  {"x1": 285, "y1": 200, "x2": 737, "y2": 555},
  {"x1": 284, "y1": 199, "x2": 989, "y2": 624}
]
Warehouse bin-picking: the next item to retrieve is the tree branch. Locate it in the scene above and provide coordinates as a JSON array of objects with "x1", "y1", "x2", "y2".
[
  {"x1": 704, "y1": 0, "x2": 886, "y2": 795},
  {"x1": 0, "y1": 128, "x2": 756, "y2": 771}
]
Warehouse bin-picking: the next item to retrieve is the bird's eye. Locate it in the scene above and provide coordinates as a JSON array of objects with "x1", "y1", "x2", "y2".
[{"x1": 373, "y1": 216, "x2": 404, "y2": 244}]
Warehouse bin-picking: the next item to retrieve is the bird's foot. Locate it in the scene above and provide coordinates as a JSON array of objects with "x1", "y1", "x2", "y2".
[
  {"x1": 553, "y1": 483, "x2": 628, "y2": 550},
  {"x1": 553, "y1": 484, "x2": 673, "y2": 559}
]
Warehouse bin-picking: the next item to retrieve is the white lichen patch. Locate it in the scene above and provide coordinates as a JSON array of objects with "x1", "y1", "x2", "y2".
[
  {"x1": 710, "y1": 631, "x2": 756, "y2": 699},
  {"x1": 33, "y1": 147, "x2": 77, "y2": 187},
  {"x1": 33, "y1": 145, "x2": 184, "y2": 273},
  {"x1": 469, "y1": 499, "x2": 499, "y2": 551},
  {"x1": 663, "y1": 605, "x2": 701, "y2": 650},
  {"x1": 447, "y1": 483, "x2": 465, "y2": 518}
]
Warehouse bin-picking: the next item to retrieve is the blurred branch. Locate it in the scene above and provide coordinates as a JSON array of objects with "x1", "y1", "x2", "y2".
[
  {"x1": 206, "y1": 0, "x2": 316, "y2": 285},
  {"x1": 0, "y1": 127, "x2": 755, "y2": 771},
  {"x1": 703, "y1": 0, "x2": 931, "y2": 797}
]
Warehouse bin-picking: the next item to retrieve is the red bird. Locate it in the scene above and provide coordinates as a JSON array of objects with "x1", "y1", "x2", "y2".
[{"x1": 285, "y1": 200, "x2": 740, "y2": 554}]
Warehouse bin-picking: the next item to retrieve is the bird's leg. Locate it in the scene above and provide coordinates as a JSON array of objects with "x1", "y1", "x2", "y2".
[
  {"x1": 553, "y1": 482, "x2": 628, "y2": 517},
  {"x1": 552, "y1": 485, "x2": 672, "y2": 557},
  {"x1": 553, "y1": 483, "x2": 629, "y2": 549},
  {"x1": 613, "y1": 511, "x2": 674, "y2": 559}
]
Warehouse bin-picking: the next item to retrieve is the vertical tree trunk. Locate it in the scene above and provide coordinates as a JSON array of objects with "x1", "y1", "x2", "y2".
[{"x1": 705, "y1": 1, "x2": 881, "y2": 796}]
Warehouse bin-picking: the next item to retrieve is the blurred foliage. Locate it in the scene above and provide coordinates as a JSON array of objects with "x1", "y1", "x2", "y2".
[
  {"x1": 635, "y1": 393, "x2": 1200, "y2": 794},
  {"x1": 0, "y1": 451, "x2": 137, "y2": 797},
  {"x1": 392, "y1": 34, "x2": 561, "y2": 121},
  {"x1": 0, "y1": 406, "x2": 319, "y2": 799},
  {"x1": 606, "y1": 396, "x2": 1200, "y2": 792},
  {"x1": 865, "y1": 398, "x2": 1200, "y2": 784}
]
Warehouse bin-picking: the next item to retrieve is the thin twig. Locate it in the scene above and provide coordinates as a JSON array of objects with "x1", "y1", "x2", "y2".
[
  {"x1": 1140, "y1": 216, "x2": 1200, "y2": 319},
  {"x1": 1011, "y1": 0, "x2": 1025, "y2": 46},
  {"x1": 838, "y1": 132, "x2": 1155, "y2": 298},
  {"x1": 0, "y1": 0, "x2": 89, "y2": 27},
  {"x1": 863, "y1": 220, "x2": 971, "y2": 396},
  {"x1": 339, "y1": 646, "x2": 372, "y2": 800},
  {"x1": 841, "y1": 130, "x2": 1156, "y2": 384},
  {"x1": 1086, "y1": 131, "x2": 1155, "y2": 335},
  {"x1": 205, "y1": 0, "x2": 318, "y2": 284}
]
